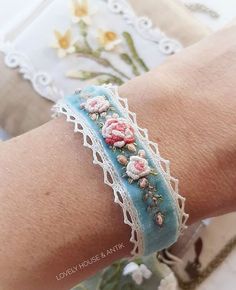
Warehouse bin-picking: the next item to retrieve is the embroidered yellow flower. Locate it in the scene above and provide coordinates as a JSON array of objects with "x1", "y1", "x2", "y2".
[
  {"x1": 52, "y1": 29, "x2": 76, "y2": 58},
  {"x1": 97, "y1": 29, "x2": 122, "y2": 51},
  {"x1": 70, "y1": 0, "x2": 94, "y2": 25}
]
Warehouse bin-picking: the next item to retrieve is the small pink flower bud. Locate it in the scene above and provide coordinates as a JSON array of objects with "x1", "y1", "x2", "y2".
[
  {"x1": 80, "y1": 103, "x2": 85, "y2": 109},
  {"x1": 155, "y1": 212, "x2": 164, "y2": 226},
  {"x1": 90, "y1": 113, "x2": 97, "y2": 120},
  {"x1": 112, "y1": 113, "x2": 119, "y2": 118},
  {"x1": 138, "y1": 149, "x2": 146, "y2": 158},
  {"x1": 127, "y1": 143, "x2": 136, "y2": 152},
  {"x1": 100, "y1": 112, "x2": 107, "y2": 117},
  {"x1": 139, "y1": 178, "x2": 148, "y2": 188},
  {"x1": 117, "y1": 155, "x2": 128, "y2": 165}
]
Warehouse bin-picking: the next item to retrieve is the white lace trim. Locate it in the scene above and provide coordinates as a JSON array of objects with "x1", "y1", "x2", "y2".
[
  {"x1": 0, "y1": 41, "x2": 63, "y2": 102},
  {"x1": 107, "y1": 0, "x2": 182, "y2": 54},
  {"x1": 106, "y1": 84, "x2": 189, "y2": 236},
  {"x1": 53, "y1": 83, "x2": 188, "y2": 257},
  {"x1": 52, "y1": 100, "x2": 144, "y2": 257}
]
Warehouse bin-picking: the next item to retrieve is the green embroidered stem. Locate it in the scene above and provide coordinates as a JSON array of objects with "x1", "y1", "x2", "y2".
[
  {"x1": 67, "y1": 70, "x2": 123, "y2": 85},
  {"x1": 78, "y1": 20, "x2": 93, "y2": 54},
  {"x1": 109, "y1": 62, "x2": 130, "y2": 80},
  {"x1": 97, "y1": 77, "x2": 124, "y2": 86},
  {"x1": 84, "y1": 37, "x2": 93, "y2": 53},
  {"x1": 79, "y1": 20, "x2": 87, "y2": 37},
  {"x1": 77, "y1": 19, "x2": 129, "y2": 80},
  {"x1": 76, "y1": 50, "x2": 110, "y2": 66},
  {"x1": 72, "y1": 284, "x2": 89, "y2": 290},
  {"x1": 121, "y1": 282, "x2": 143, "y2": 290},
  {"x1": 120, "y1": 53, "x2": 140, "y2": 76},
  {"x1": 75, "y1": 49, "x2": 130, "y2": 80},
  {"x1": 122, "y1": 31, "x2": 149, "y2": 72},
  {"x1": 98, "y1": 261, "x2": 124, "y2": 290}
]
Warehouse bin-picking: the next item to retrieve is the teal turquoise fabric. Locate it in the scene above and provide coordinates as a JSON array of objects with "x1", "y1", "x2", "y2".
[{"x1": 64, "y1": 85, "x2": 179, "y2": 256}]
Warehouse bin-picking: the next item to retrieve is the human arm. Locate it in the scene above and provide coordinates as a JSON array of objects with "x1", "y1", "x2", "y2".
[{"x1": 0, "y1": 24, "x2": 236, "y2": 290}]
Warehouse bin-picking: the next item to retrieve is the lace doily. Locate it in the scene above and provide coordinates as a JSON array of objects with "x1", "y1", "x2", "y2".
[{"x1": 0, "y1": 0, "x2": 182, "y2": 102}]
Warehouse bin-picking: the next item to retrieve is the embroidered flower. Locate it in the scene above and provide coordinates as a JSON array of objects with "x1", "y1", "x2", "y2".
[
  {"x1": 97, "y1": 29, "x2": 122, "y2": 51},
  {"x1": 117, "y1": 155, "x2": 128, "y2": 165},
  {"x1": 70, "y1": 0, "x2": 94, "y2": 25},
  {"x1": 155, "y1": 212, "x2": 164, "y2": 226},
  {"x1": 158, "y1": 273, "x2": 177, "y2": 290},
  {"x1": 123, "y1": 262, "x2": 152, "y2": 285},
  {"x1": 139, "y1": 177, "x2": 149, "y2": 188},
  {"x1": 126, "y1": 156, "x2": 151, "y2": 180},
  {"x1": 102, "y1": 118, "x2": 135, "y2": 148},
  {"x1": 81, "y1": 96, "x2": 110, "y2": 113},
  {"x1": 138, "y1": 149, "x2": 146, "y2": 158},
  {"x1": 127, "y1": 143, "x2": 136, "y2": 152},
  {"x1": 51, "y1": 29, "x2": 76, "y2": 58}
]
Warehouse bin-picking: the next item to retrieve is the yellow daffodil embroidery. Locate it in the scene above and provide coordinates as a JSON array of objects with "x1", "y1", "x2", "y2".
[
  {"x1": 98, "y1": 29, "x2": 122, "y2": 51},
  {"x1": 70, "y1": 0, "x2": 94, "y2": 25},
  {"x1": 50, "y1": 3, "x2": 148, "y2": 85},
  {"x1": 52, "y1": 29, "x2": 76, "y2": 58}
]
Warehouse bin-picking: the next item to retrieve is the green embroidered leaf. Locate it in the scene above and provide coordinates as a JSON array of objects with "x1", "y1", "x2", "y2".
[
  {"x1": 122, "y1": 31, "x2": 149, "y2": 72},
  {"x1": 100, "y1": 280, "x2": 119, "y2": 290},
  {"x1": 120, "y1": 53, "x2": 140, "y2": 76},
  {"x1": 79, "y1": 20, "x2": 88, "y2": 37}
]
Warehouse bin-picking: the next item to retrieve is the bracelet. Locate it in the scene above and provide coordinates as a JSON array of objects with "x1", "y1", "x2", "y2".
[{"x1": 53, "y1": 84, "x2": 189, "y2": 257}]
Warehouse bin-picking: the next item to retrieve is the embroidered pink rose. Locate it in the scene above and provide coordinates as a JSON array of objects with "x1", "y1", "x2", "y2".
[
  {"x1": 126, "y1": 156, "x2": 151, "y2": 180},
  {"x1": 102, "y1": 118, "x2": 135, "y2": 148},
  {"x1": 81, "y1": 96, "x2": 110, "y2": 113}
]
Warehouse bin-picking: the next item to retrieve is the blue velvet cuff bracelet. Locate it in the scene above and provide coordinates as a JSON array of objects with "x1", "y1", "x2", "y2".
[{"x1": 53, "y1": 84, "x2": 188, "y2": 257}]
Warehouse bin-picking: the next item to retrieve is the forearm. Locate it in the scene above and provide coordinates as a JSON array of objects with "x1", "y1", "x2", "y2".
[
  {"x1": 0, "y1": 25, "x2": 236, "y2": 290},
  {"x1": 120, "y1": 66, "x2": 236, "y2": 223},
  {"x1": 0, "y1": 118, "x2": 132, "y2": 290},
  {"x1": 121, "y1": 24, "x2": 236, "y2": 222}
]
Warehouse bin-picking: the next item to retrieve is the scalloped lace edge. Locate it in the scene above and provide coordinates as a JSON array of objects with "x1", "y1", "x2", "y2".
[
  {"x1": 106, "y1": 84, "x2": 189, "y2": 236},
  {"x1": 53, "y1": 82, "x2": 189, "y2": 257},
  {"x1": 52, "y1": 100, "x2": 144, "y2": 257}
]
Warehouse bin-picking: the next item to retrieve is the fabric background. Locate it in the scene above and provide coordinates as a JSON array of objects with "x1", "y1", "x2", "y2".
[
  {"x1": 0, "y1": 0, "x2": 209, "y2": 137},
  {"x1": 0, "y1": 56, "x2": 51, "y2": 136}
]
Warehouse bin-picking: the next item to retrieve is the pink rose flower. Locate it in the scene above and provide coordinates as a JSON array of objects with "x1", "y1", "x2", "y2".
[
  {"x1": 81, "y1": 96, "x2": 110, "y2": 113},
  {"x1": 126, "y1": 156, "x2": 151, "y2": 180},
  {"x1": 102, "y1": 118, "x2": 135, "y2": 148}
]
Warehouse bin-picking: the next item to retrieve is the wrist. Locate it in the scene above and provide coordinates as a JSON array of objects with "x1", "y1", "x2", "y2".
[{"x1": 120, "y1": 65, "x2": 236, "y2": 224}]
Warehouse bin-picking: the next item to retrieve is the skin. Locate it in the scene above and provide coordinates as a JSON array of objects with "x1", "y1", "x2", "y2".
[{"x1": 0, "y1": 24, "x2": 235, "y2": 290}]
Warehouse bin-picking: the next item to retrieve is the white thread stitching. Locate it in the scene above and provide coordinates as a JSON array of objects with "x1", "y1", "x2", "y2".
[
  {"x1": 52, "y1": 100, "x2": 144, "y2": 257},
  {"x1": 53, "y1": 83, "x2": 189, "y2": 257},
  {"x1": 105, "y1": 84, "x2": 189, "y2": 236}
]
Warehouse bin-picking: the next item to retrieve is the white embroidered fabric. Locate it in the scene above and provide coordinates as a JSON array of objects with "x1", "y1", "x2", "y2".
[
  {"x1": 0, "y1": 0, "x2": 182, "y2": 102},
  {"x1": 53, "y1": 84, "x2": 189, "y2": 257}
]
